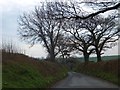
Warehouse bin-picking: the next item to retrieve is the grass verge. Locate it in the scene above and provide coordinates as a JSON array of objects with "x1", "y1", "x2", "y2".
[
  {"x1": 2, "y1": 52, "x2": 68, "y2": 88},
  {"x1": 74, "y1": 60, "x2": 119, "y2": 86}
]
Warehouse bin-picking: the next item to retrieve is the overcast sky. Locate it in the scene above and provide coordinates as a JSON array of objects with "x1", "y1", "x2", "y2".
[{"x1": 0, "y1": 0, "x2": 119, "y2": 58}]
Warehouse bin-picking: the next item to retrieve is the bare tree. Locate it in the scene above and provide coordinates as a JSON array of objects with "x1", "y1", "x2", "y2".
[
  {"x1": 62, "y1": 19, "x2": 95, "y2": 63},
  {"x1": 81, "y1": 15, "x2": 119, "y2": 62},
  {"x1": 62, "y1": 13, "x2": 119, "y2": 62},
  {"x1": 57, "y1": 35, "x2": 74, "y2": 59},
  {"x1": 18, "y1": 3, "x2": 63, "y2": 61}
]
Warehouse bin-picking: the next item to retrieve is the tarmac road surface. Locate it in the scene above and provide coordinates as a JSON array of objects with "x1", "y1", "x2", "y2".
[{"x1": 52, "y1": 72, "x2": 119, "y2": 88}]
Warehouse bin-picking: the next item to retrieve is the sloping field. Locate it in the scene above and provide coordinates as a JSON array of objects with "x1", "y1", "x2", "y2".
[{"x1": 2, "y1": 52, "x2": 68, "y2": 88}]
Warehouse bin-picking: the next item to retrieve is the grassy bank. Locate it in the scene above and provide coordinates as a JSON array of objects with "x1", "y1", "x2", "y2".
[
  {"x1": 74, "y1": 60, "x2": 119, "y2": 86},
  {"x1": 2, "y1": 52, "x2": 68, "y2": 88},
  {"x1": 0, "y1": 63, "x2": 2, "y2": 89}
]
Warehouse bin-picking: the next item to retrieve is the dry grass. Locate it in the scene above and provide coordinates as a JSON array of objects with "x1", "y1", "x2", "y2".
[{"x1": 3, "y1": 52, "x2": 64, "y2": 76}]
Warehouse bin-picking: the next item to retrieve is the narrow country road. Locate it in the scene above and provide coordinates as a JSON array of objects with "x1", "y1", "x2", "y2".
[{"x1": 52, "y1": 72, "x2": 119, "y2": 88}]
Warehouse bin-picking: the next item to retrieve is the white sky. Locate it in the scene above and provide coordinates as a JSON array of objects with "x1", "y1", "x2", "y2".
[
  {"x1": 1, "y1": 0, "x2": 48, "y2": 58},
  {"x1": 0, "y1": 0, "x2": 119, "y2": 58}
]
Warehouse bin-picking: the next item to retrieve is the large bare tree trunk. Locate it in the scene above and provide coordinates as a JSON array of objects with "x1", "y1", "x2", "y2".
[
  {"x1": 49, "y1": 48, "x2": 55, "y2": 62},
  {"x1": 96, "y1": 49, "x2": 102, "y2": 62},
  {"x1": 50, "y1": 54, "x2": 55, "y2": 62},
  {"x1": 83, "y1": 52, "x2": 89, "y2": 63}
]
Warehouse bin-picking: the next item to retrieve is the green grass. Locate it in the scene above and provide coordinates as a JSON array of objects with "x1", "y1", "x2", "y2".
[
  {"x1": 3, "y1": 63, "x2": 47, "y2": 88},
  {"x1": 0, "y1": 63, "x2": 2, "y2": 89},
  {"x1": 2, "y1": 52, "x2": 68, "y2": 88}
]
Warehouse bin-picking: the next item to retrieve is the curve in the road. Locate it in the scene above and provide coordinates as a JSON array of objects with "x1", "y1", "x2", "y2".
[{"x1": 52, "y1": 72, "x2": 119, "y2": 88}]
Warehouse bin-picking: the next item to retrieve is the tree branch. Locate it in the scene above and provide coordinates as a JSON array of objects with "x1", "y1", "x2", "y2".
[{"x1": 56, "y1": 3, "x2": 120, "y2": 20}]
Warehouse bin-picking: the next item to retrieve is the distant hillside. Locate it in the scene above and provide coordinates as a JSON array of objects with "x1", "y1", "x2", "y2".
[
  {"x1": 2, "y1": 52, "x2": 68, "y2": 88},
  {"x1": 78, "y1": 55, "x2": 120, "y2": 62}
]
